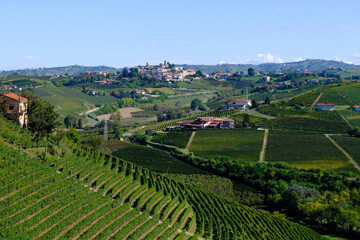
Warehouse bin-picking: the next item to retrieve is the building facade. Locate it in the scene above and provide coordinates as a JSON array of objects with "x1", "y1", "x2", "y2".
[
  {"x1": 178, "y1": 117, "x2": 235, "y2": 129},
  {"x1": 317, "y1": 103, "x2": 335, "y2": 111},
  {"x1": 0, "y1": 93, "x2": 28, "y2": 126}
]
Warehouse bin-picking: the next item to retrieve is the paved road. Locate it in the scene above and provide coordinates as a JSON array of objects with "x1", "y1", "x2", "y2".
[{"x1": 85, "y1": 108, "x2": 99, "y2": 127}]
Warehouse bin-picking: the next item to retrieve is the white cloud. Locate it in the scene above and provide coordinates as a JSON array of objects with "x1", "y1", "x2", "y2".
[
  {"x1": 23, "y1": 56, "x2": 34, "y2": 60},
  {"x1": 256, "y1": 53, "x2": 283, "y2": 63},
  {"x1": 353, "y1": 53, "x2": 360, "y2": 58},
  {"x1": 345, "y1": 61, "x2": 354, "y2": 65},
  {"x1": 334, "y1": 56, "x2": 341, "y2": 61},
  {"x1": 293, "y1": 57, "x2": 304, "y2": 62}
]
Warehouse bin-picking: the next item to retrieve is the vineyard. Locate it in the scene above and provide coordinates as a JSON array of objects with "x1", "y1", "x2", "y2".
[
  {"x1": 0, "y1": 117, "x2": 325, "y2": 239},
  {"x1": 257, "y1": 117, "x2": 349, "y2": 133},
  {"x1": 265, "y1": 130, "x2": 357, "y2": 172},
  {"x1": 190, "y1": 129, "x2": 264, "y2": 162},
  {"x1": 98, "y1": 139, "x2": 133, "y2": 154}
]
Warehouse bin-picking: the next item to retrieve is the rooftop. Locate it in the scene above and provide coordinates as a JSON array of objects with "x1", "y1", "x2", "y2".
[{"x1": 4, "y1": 93, "x2": 28, "y2": 102}]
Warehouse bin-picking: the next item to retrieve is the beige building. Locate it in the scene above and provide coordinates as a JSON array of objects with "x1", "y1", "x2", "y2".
[{"x1": 0, "y1": 93, "x2": 28, "y2": 126}]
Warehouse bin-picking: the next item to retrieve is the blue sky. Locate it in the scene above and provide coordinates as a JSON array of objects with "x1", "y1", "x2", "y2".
[{"x1": 1, "y1": 0, "x2": 360, "y2": 70}]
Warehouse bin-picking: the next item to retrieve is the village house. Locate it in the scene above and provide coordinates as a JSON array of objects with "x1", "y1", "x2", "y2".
[
  {"x1": 178, "y1": 117, "x2": 234, "y2": 129},
  {"x1": 221, "y1": 99, "x2": 252, "y2": 111},
  {"x1": 0, "y1": 93, "x2": 28, "y2": 126},
  {"x1": 317, "y1": 103, "x2": 335, "y2": 111},
  {"x1": 260, "y1": 75, "x2": 271, "y2": 82},
  {"x1": 354, "y1": 105, "x2": 360, "y2": 112}
]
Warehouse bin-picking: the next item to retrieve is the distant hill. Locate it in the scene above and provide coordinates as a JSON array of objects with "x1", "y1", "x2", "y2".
[
  {"x1": 179, "y1": 59, "x2": 360, "y2": 74},
  {"x1": 1, "y1": 59, "x2": 360, "y2": 76},
  {"x1": 0, "y1": 65, "x2": 119, "y2": 76}
]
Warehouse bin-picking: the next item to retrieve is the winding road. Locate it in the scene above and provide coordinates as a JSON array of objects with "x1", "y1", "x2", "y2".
[{"x1": 85, "y1": 108, "x2": 99, "y2": 127}]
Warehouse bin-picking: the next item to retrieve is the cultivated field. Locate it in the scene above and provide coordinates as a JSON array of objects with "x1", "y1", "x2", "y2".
[
  {"x1": 331, "y1": 135, "x2": 360, "y2": 166},
  {"x1": 112, "y1": 145, "x2": 207, "y2": 175},
  {"x1": 266, "y1": 130, "x2": 357, "y2": 172},
  {"x1": 152, "y1": 130, "x2": 193, "y2": 148},
  {"x1": 190, "y1": 129, "x2": 264, "y2": 162}
]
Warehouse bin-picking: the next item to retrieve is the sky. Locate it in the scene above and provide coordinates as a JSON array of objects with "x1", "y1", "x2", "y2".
[{"x1": 1, "y1": 0, "x2": 360, "y2": 70}]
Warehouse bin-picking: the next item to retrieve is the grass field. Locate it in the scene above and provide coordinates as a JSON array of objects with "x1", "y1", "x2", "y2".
[
  {"x1": 152, "y1": 130, "x2": 193, "y2": 148},
  {"x1": 331, "y1": 135, "x2": 360, "y2": 166},
  {"x1": 112, "y1": 144, "x2": 208, "y2": 174},
  {"x1": 31, "y1": 85, "x2": 118, "y2": 119},
  {"x1": 190, "y1": 129, "x2": 264, "y2": 162},
  {"x1": 266, "y1": 130, "x2": 357, "y2": 172}
]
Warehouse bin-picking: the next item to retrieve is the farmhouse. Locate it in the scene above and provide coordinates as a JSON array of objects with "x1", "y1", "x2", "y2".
[
  {"x1": 317, "y1": 103, "x2": 335, "y2": 111},
  {"x1": 0, "y1": 93, "x2": 28, "y2": 126},
  {"x1": 178, "y1": 117, "x2": 234, "y2": 129},
  {"x1": 221, "y1": 99, "x2": 252, "y2": 111},
  {"x1": 260, "y1": 75, "x2": 270, "y2": 82},
  {"x1": 354, "y1": 105, "x2": 360, "y2": 112}
]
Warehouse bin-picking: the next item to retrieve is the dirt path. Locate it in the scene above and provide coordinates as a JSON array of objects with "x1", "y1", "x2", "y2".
[
  {"x1": 310, "y1": 92, "x2": 323, "y2": 108},
  {"x1": 325, "y1": 134, "x2": 360, "y2": 172},
  {"x1": 185, "y1": 131, "x2": 196, "y2": 154},
  {"x1": 259, "y1": 128, "x2": 269, "y2": 162}
]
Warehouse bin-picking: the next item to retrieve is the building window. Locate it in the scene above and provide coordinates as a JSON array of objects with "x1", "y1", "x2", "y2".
[{"x1": 9, "y1": 105, "x2": 15, "y2": 110}]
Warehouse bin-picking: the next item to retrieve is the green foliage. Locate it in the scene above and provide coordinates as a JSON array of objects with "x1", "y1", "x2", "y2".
[
  {"x1": 118, "y1": 97, "x2": 135, "y2": 108},
  {"x1": 98, "y1": 102, "x2": 118, "y2": 114},
  {"x1": 190, "y1": 98, "x2": 201, "y2": 110},
  {"x1": 248, "y1": 67, "x2": 255, "y2": 76},
  {"x1": 28, "y1": 98, "x2": 61, "y2": 141}
]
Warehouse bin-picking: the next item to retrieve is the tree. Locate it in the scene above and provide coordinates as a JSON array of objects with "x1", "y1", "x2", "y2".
[
  {"x1": 28, "y1": 98, "x2": 60, "y2": 141},
  {"x1": 110, "y1": 111, "x2": 122, "y2": 139},
  {"x1": 248, "y1": 68, "x2": 255, "y2": 77},
  {"x1": 64, "y1": 115, "x2": 78, "y2": 128},
  {"x1": 118, "y1": 98, "x2": 134, "y2": 108},
  {"x1": 78, "y1": 119, "x2": 83, "y2": 129},
  {"x1": 198, "y1": 103, "x2": 209, "y2": 111},
  {"x1": 265, "y1": 96, "x2": 271, "y2": 105},
  {"x1": 195, "y1": 70, "x2": 203, "y2": 77},
  {"x1": 242, "y1": 114, "x2": 250, "y2": 127},
  {"x1": 251, "y1": 99, "x2": 258, "y2": 109},
  {"x1": 87, "y1": 135, "x2": 102, "y2": 149},
  {"x1": 190, "y1": 98, "x2": 201, "y2": 111}
]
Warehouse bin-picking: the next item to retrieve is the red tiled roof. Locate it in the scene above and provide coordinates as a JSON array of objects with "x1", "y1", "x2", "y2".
[
  {"x1": 317, "y1": 103, "x2": 334, "y2": 106},
  {"x1": 4, "y1": 93, "x2": 28, "y2": 102},
  {"x1": 354, "y1": 105, "x2": 360, "y2": 108}
]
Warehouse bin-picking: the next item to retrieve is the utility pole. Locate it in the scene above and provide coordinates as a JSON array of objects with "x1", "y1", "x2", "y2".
[{"x1": 103, "y1": 118, "x2": 108, "y2": 141}]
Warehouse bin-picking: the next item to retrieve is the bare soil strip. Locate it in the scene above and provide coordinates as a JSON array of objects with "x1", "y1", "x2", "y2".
[
  {"x1": 185, "y1": 131, "x2": 197, "y2": 154},
  {"x1": 259, "y1": 128, "x2": 269, "y2": 162},
  {"x1": 325, "y1": 134, "x2": 360, "y2": 172},
  {"x1": 310, "y1": 92, "x2": 323, "y2": 108}
]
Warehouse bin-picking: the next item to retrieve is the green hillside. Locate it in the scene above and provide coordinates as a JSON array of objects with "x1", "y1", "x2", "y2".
[
  {"x1": 180, "y1": 59, "x2": 360, "y2": 74},
  {"x1": 0, "y1": 117, "x2": 325, "y2": 239}
]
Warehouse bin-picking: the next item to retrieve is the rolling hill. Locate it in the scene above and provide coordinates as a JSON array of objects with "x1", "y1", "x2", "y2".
[{"x1": 0, "y1": 117, "x2": 325, "y2": 239}]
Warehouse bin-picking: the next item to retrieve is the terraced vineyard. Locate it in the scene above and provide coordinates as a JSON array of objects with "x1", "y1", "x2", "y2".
[
  {"x1": 0, "y1": 118, "x2": 325, "y2": 239},
  {"x1": 98, "y1": 139, "x2": 133, "y2": 154}
]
